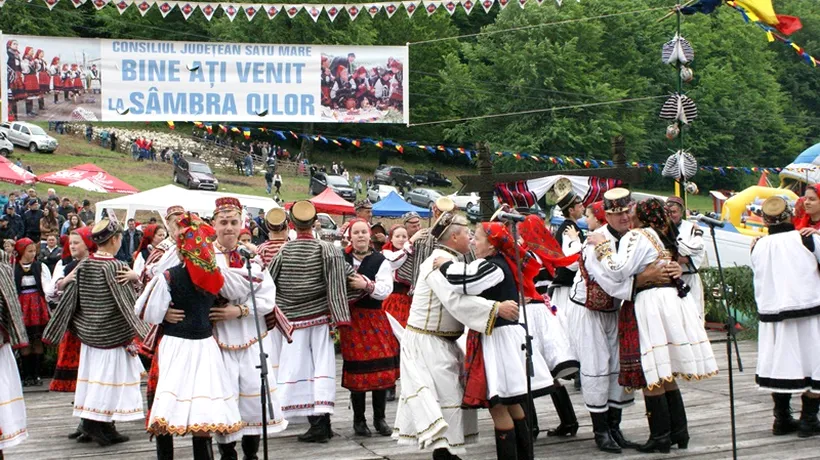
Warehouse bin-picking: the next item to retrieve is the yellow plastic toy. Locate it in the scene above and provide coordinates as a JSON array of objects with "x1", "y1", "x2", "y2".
[{"x1": 720, "y1": 185, "x2": 798, "y2": 237}]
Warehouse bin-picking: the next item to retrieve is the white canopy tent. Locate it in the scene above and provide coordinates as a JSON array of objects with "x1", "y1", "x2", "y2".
[{"x1": 94, "y1": 184, "x2": 280, "y2": 222}]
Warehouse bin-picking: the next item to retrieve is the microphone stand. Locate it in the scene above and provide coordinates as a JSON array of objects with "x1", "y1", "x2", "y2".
[
  {"x1": 704, "y1": 221, "x2": 742, "y2": 460},
  {"x1": 509, "y1": 221, "x2": 535, "y2": 458},
  {"x1": 245, "y1": 255, "x2": 273, "y2": 460}
]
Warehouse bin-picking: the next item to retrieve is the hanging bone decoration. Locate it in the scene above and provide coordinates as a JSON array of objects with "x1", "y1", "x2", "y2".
[
  {"x1": 662, "y1": 149, "x2": 699, "y2": 180},
  {"x1": 659, "y1": 93, "x2": 698, "y2": 124},
  {"x1": 662, "y1": 34, "x2": 695, "y2": 65}
]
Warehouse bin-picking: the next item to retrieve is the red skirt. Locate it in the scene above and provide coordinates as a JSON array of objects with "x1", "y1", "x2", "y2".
[
  {"x1": 20, "y1": 291, "x2": 49, "y2": 338},
  {"x1": 462, "y1": 330, "x2": 490, "y2": 409},
  {"x1": 49, "y1": 331, "x2": 82, "y2": 392},
  {"x1": 52, "y1": 75, "x2": 63, "y2": 91},
  {"x1": 144, "y1": 333, "x2": 163, "y2": 428},
  {"x1": 383, "y1": 291, "x2": 411, "y2": 328},
  {"x1": 340, "y1": 306, "x2": 400, "y2": 392},
  {"x1": 24, "y1": 74, "x2": 39, "y2": 94},
  {"x1": 38, "y1": 71, "x2": 50, "y2": 92},
  {"x1": 618, "y1": 301, "x2": 646, "y2": 390}
]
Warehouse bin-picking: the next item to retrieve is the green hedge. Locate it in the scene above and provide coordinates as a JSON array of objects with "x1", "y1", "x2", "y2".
[{"x1": 699, "y1": 266, "x2": 758, "y2": 331}]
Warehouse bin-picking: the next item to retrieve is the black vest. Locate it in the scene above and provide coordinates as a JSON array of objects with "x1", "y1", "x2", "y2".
[
  {"x1": 345, "y1": 251, "x2": 386, "y2": 310},
  {"x1": 553, "y1": 220, "x2": 583, "y2": 287},
  {"x1": 15, "y1": 261, "x2": 44, "y2": 296},
  {"x1": 64, "y1": 258, "x2": 79, "y2": 276},
  {"x1": 163, "y1": 264, "x2": 216, "y2": 340},
  {"x1": 479, "y1": 255, "x2": 520, "y2": 328}
]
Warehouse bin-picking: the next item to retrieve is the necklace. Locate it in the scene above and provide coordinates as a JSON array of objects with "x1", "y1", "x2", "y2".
[{"x1": 95, "y1": 250, "x2": 114, "y2": 257}]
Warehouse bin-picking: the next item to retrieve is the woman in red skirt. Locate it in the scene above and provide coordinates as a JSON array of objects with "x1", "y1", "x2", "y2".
[
  {"x1": 341, "y1": 219, "x2": 399, "y2": 437},
  {"x1": 48, "y1": 56, "x2": 62, "y2": 105},
  {"x1": 21, "y1": 47, "x2": 39, "y2": 99},
  {"x1": 380, "y1": 224, "x2": 413, "y2": 327},
  {"x1": 13, "y1": 238, "x2": 53, "y2": 387}
]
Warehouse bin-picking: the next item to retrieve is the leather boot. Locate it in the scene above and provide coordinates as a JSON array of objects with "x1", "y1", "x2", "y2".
[
  {"x1": 68, "y1": 422, "x2": 84, "y2": 439},
  {"x1": 798, "y1": 394, "x2": 820, "y2": 438},
  {"x1": 217, "y1": 441, "x2": 238, "y2": 460},
  {"x1": 513, "y1": 418, "x2": 533, "y2": 460},
  {"x1": 351, "y1": 392, "x2": 371, "y2": 437},
  {"x1": 156, "y1": 434, "x2": 174, "y2": 460},
  {"x1": 772, "y1": 393, "x2": 799, "y2": 436},
  {"x1": 325, "y1": 413, "x2": 334, "y2": 439},
  {"x1": 494, "y1": 428, "x2": 518, "y2": 460},
  {"x1": 104, "y1": 421, "x2": 130, "y2": 444},
  {"x1": 637, "y1": 394, "x2": 671, "y2": 454},
  {"x1": 432, "y1": 448, "x2": 461, "y2": 460},
  {"x1": 31, "y1": 353, "x2": 43, "y2": 386},
  {"x1": 590, "y1": 412, "x2": 621, "y2": 454},
  {"x1": 80, "y1": 419, "x2": 112, "y2": 447},
  {"x1": 298, "y1": 415, "x2": 330, "y2": 443},
  {"x1": 193, "y1": 437, "x2": 214, "y2": 460},
  {"x1": 524, "y1": 396, "x2": 540, "y2": 439},
  {"x1": 547, "y1": 386, "x2": 578, "y2": 437},
  {"x1": 386, "y1": 386, "x2": 396, "y2": 402},
  {"x1": 38, "y1": 98, "x2": 45, "y2": 111},
  {"x1": 665, "y1": 389, "x2": 689, "y2": 448},
  {"x1": 240, "y1": 435, "x2": 260, "y2": 460},
  {"x1": 608, "y1": 407, "x2": 639, "y2": 449},
  {"x1": 372, "y1": 390, "x2": 392, "y2": 436}
]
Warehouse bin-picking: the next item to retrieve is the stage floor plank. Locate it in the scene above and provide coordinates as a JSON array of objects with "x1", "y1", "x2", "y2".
[{"x1": 5, "y1": 340, "x2": 820, "y2": 459}]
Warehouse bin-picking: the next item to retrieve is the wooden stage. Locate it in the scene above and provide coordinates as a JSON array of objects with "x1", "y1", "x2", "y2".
[{"x1": 5, "y1": 339, "x2": 820, "y2": 459}]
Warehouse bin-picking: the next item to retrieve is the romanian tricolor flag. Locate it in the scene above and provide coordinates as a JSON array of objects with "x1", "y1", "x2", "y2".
[
  {"x1": 332, "y1": 139, "x2": 342, "y2": 146},
  {"x1": 193, "y1": 121, "x2": 204, "y2": 128},
  {"x1": 396, "y1": 144, "x2": 404, "y2": 154},
  {"x1": 351, "y1": 140, "x2": 362, "y2": 148},
  {"x1": 374, "y1": 141, "x2": 384, "y2": 149},
  {"x1": 205, "y1": 124, "x2": 213, "y2": 134},
  {"x1": 243, "y1": 128, "x2": 251, "y2": 140},
  {"x1": 219, "y1": 124, "x2": 228, "y2": 133},
  {"x1": 167, "y1": 121, "x2": 175, "y2": 130},
  {"x1": 231, "y1": 126, "x2": 241, "y2": 134}
]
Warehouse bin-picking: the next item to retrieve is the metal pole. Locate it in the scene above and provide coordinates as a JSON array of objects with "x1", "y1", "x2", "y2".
[
  {"x1": 675, "y1": 0, "x2": 688, "y2": 211},
  {"x1": 246, "y1": 257, "x2": 272, "y2": 460},
  {"x1": 509, "y1": 221, "x2": 535, "y2": 459}
]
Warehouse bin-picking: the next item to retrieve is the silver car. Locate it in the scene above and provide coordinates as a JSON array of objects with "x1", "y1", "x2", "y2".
[
  {"x1": 367, "y1": 184, "x2": 400, "y2": 202},
  {"x1": 405, "y1": 188, "x2": 442, "y2": 209},
  {"x1": 0, "y1": 122, "x2": 58, "y2": 153}
]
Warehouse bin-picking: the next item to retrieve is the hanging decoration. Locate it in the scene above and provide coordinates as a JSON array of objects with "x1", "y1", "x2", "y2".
[
  {"x1": 659, "y1": 93, "x2": 698, "y2": 124},
  {"x1": 661, "y1": 34, "x2": 694, "y2": 65},
  {"x1": 662, "y1": 149, "x2": 698, "y2": 180}
]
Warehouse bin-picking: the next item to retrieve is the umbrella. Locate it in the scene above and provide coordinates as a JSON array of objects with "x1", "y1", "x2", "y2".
[
  {"x1": 0, "y1": 157, "x2": 36, "y2": 185},
  {"x1": 37, "y1": 163, "x2": 138, "y2": 195}
]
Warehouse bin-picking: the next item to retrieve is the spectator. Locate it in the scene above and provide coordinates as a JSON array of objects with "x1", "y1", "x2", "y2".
[
  {"x1": 116, "y1": 218, "x2": 142, "y2": 266},
  {"x1": 354, "y1": 174, "x2": 362, "y2": 195},
  {"x1": 23, "y1": 199, "x2": 44, "y2": 242},
  {"x1": 131, "y1": 139, "x2": 140, "y2": 160},
  {"x1": 61, "y1": 213, "x2": 82, "y2": 236},
  {"x1": 78, "y1": 200, "x2": 94, "y2": 225},
  {"x1": 5, "y1": 205, "x2": 24, "y2": 240},
  {"x1": 3, "y1": 239, "x2": 14, "y2": 260},
  {"x1": 0, "y1": 216, "x2": 13, "y2": 242},
  {"x1": 7, "y1": 192, "x2": 22, "y2": 216},
  {"x1": 244, "y1": 152, "x2": 254, "y2": 176},
  {"x1": 273, "y1": 172, "x2": 283, "y2": 195},
  {"x1": 341, "y1": 168, "x2": 349, "y2": 182},
  {"x1": 39, "y1": 205, "x2": 60, "y2": 244},
  {"x1": 26, "y1": 188, "x2": 41, "y2": 207},
  {"x1": 46, "y1": 188, "x2": 58, "y2": 202},
  {"x1": 266, "y1": 152, "x2": 276, "y2": 170},
  {"x1": 172, "y1": 150, "x2": 180, "y2": 166},
  {"x1": 57, "y1": 197, "x2": 74, "y2": 220},
  {"x1": 332, "y1": 162, "x2": 339, "y2": 175},
  {"x1": 85, "y1": 124, "x2": 93, "y2": 142},
  {"x1": 110, "y1": 129, "x2": 117, "y2": 151},
  {"x1": 265, "y1": 169, "x2": 273, "y2": 195},
  {"x1": 0, "y1": 191, "x2": 8, "y2": 211},
  {"x1": 39, "y1": 234, "x2": 62, "y2": 273}
]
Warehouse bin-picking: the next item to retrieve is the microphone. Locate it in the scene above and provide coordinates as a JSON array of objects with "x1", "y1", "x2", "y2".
[
  {"x1": 237, "y1": 245, "x2": 255, "y2": 259},
  {"x1": 697, "y1": 214, "x2": 725, "y2": 228},
  {"x1": 495, "y1": 212, "x2": 526, "y2": 223}
]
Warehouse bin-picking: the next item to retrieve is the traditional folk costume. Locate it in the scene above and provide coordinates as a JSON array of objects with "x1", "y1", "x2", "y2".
[
  {"x1": 591, "y1": 197, "x2": 718, "y2": 453},
  {"x1": 381, "y1": 227, "x2": 414, "y2": 328},
  {"x1": 210, "y1": 197, "x2": 288, "y2": 458},
  {"x1": 667, "y1": 197, "x2": 707, "y2": 320},
  {"x1": 409, "y1": 196, "x2": 457, "y2": 290},
  {"x1": 48, "y1": 57, "x2": 62, "y2": 104},
  {"x1": 131, "y1": 224, "x2": 161, "y2": 276},
  {"x1": 13, "y1": 238, "x2": 53, "y2": 386},
  {"x1": 138, "y1": 212, "x2": 243, "y2": 458},
  {"x1": 341, "y1": 220, "x2": 400, "y2": 438},
  {"x1": 0, "y1": 257, "x2": 29, "y2": 454},
  {"x1": 393, "y1": 214, "x2": 499, "y2": 458},
  {"x1": 751, "y1": 196, "x2": 820, "y2": 438},
  {"x1": 255, "y1": 208, "x2": 289, "y2": 270},
  {"x1": 268, "y1": 200, "x2": 349, "y2": 443},
  {"x1": 43, "y1": 218, "x2": 149, "y2": 447}
]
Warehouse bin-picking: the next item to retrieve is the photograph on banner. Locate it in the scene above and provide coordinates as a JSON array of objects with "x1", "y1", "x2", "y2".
[
  {"x1": 320, "y1": 46, "x2": 406, "y2": 123},
  {"x1": 3, "y1": 35, "x2": 102, "y2": 122}
]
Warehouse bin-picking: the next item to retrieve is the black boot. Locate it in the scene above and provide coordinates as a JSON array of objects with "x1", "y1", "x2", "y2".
[
  {"x1": 513, "y1": 418, "x2": 533, "y2": 460},
  {"x1": 637, "y1": 394, "x2": 672, "y2": 454},
  {"x1": 217, "y1": 441, "x2": 238, "y2": 460},
  {"x1": 240, "y1": 435, "x2": 260, "y2": 460},
  {"x1": 325, "y1": 413, "x2": 334, "y2": 439},
  {"x1": 772, "y1": 393, "x2": 799, "y2": 436},
  {"x1": 80, "y1": 419, "x2": 112, "y2": 447},
  {"x1": 68, "y1": 421, "x2": 84, "y2": 439},
  {"x1": 31, "y1": 353, "x2": 43, "y2": 386},
  {"x1": 432, "y1": 448, "x2": 461, "y2": 460},
  {"x1": 19, "y1": 355, "x2": 31, "y2": 386},
  {"x1": 547, "y1": 386, "x2": 578, "y2": 437},
  {"x1": 38, "y1": 98, "x2": 45, "y2": 111},
  {"x1": 103, "y1": 421, "x2": 130, "y2": 444},
  {"x1": 665, "y1": 389, "x2": 689, "y2": 448},
  {"x1": 608, "y1": 407, "x2": 639, "y2": 449},
  {"x1": 494, "y1": 428, "x2": 518, "y2": 460},
  {"x1": 351, "y1": 392, "x2": 371, "y2": 437},
  {"x1": 298, "y1": 415, "x2": 331, "y2": 443},
  {"x1": 386, "y1": 386, "x2": 396, "y2": 402},
  {"x1": 798, "y1": 394, "x2": 820, "y2": 438},
  {"x1": 524, "y1": 396, "x2": 539, "y2": 440},
  {"x1": 156, "y1": 434, "x2": 174, "y2": 460},
  {"x1": 574, "y1": 372, "x2": 582, "y2": 391},
  {"x1": 590, "y1": 412, "x2": 621, "y2": 454},
  {"x1": 193, "y1": 437, "x2": 214, "y2": 460},
  {"x1": 372, "y1": 390, "x2": 392, "y2": 436}
]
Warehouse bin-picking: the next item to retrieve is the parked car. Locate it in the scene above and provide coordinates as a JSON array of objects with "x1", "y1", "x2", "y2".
[
  {"x1": 316, "y1": 213, "x2": 338, "y2": 239},
  {"x1": 173, "y1": 156, "x2": 219, "y2": 191},
  {"x1": 367, "y1": 184, "x2": 400, "y2": 203},
  {"x1": 310, "y1": 172, "x2": 357, "y2": 202},
  {"x1": 0, "y1": 121, "x2": 58, "y2": 153},
  {"x1": 449, "y1": 192, "x2": 479, "y2": 210},
  {"x1": 414, "y1": 170, "x2": 452, "y2": 187},
  {"x1": 0, "y1": 131, "x2": 13, "y2": 156},
  {"x1": 405, "y1": 188, "x2": 442, "y2": 209},
  {"x1": 374, "y1": 165, "x2": 414, "y2": 188}
]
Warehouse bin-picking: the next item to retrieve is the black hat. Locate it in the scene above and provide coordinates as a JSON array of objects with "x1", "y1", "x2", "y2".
[
  {"x1": 28, "y1": 198, "x2": 39, "y2": 206},
  {"x1": 290, "y1": 201, "x2": 317, "y2": 229},
  {"x1": 603, "y1": 188, "x2": 632, "y2": 214},
  {"x1": 91, "y1": 218, "x2": 122, "y2": 244}
]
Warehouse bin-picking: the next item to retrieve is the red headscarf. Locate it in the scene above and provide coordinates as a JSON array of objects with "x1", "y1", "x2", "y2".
[
  {"x1": 239, "y1": 228, "x2": 252, "y2": 238},
  {"x1": 588, "y1": 201, "x2": 606, "y2": 224},
  {"x1": 134, "y1": 224, "x2": 160, "y2": 261},
  {"x1": 794, "y1": 184, "x2": 820, "y2": 230},
  {"x1": 14, "y1": 238, "x2": 35, "y2": 259},
  {"x1": 518, "y1": 214, "x2": 579, "y2": 277},
  {"x1": 72, "y1": 226, "x2": 97, "y2": 253},
  {"x1": 381, "y1": 224, "x2": 405, "y2": 252},
  {"x1": 480, "y1": 222, "x2": 540, "y2": 299},
  {"x1": 344, "y1": 218, "x2": 370, "y2": 254},
  {"x1": 176, "y1": 212, "x2": 224, "y2": 295}
]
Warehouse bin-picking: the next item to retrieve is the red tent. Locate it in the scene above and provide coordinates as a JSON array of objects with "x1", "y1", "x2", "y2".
[
  {"x1": 0, "y1": 156, "x2": 36, "y2": 185},
  {"x1": 286, "y1": 187, "x2": 355, "y2": 215},
  {"x1": 37, "y1": 163, "x2": 138, "y2": 195}
]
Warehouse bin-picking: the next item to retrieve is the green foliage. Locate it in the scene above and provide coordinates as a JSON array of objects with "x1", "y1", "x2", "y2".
[{"x1": 700, "y1": 266, "x2": 758, "y2": 332}]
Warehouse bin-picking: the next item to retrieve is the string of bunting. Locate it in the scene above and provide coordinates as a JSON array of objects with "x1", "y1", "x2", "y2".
[
  {"x1": 10, "y1": 0, "x2": 570, "y2": 22},
  {"x1": 726, "y1": 1, "x2": 818, "y2": 67},
  {"x1": 173, "y1": 121, "x2": 787, "y2": 176}
]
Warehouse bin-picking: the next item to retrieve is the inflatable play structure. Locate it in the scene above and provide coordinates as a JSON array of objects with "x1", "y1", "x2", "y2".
[
  {"x1": 718, "y1": 185, "x2": 798, "y2": 237},
  {"x1": 780, "y1": 142, "x2": 820, "y2": 190}
]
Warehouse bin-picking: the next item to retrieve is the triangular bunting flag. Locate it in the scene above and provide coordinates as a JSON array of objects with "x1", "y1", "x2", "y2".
[
  {"x1": 221, "y1": 3, "x2": 239, "y2": 21},
  {"x1": 179, "y1": 1, "x2": 196, "y2": 18},
  {"x1": 534, "y1": 0, "x2": 544, "y2": 5},
  {"x1": 497, "y1": 0, "x2": 509, "y2": 8},
  {"x1": 114, "y1": 0, "x2": 131, "y2": 14},
  {"x1": 157, "y1": 0, "x2": 174, "y2": 17},
  {"x1": 365, "y1": 3, "x2": 381, "y2": 17},
  {"x1": 200, "y1": 2, "x2": 217, "y2": 19},
  {"x1": 136, "y1": 0, "x2": 153, "y2": 16},
  {"x1": 517, "y1": 0, "x2": 526, "y2": 8},
  {"x1": 461, "y1": 0, "x2": 475, "y2": 14},
  {"x1": 443, "y1": 0, "x2": 456, "y2": 14},
  {"x1": 403, "y1": 0, "x2": 418, "y2": 17},
  {"x1": 325, "y1": 4, "x2": 341, "y2": 21},
  {"x1": 424, "y1": 0, "x2": 439, "y2": 15},
  {"x1": 306, "y1": 4, "x2": 322, "y2": 21},
  {"x1": 265, "y1": 4, "x2": 281, "y2": 19},
  {"x1": 44, "y1": 0, "x2": 60, "y2": 11},
  {"x1": 284, "y1": 4, "x2": 302, "y2": 18},
  {"x1": 243, "y1": 3, "x2": 261, "y2": 20},
  {"x1": 480, "y1": 0, "x2": 493, "y2": 13},
  {"x1": 346, "y1": 4, "x2": 362, "y2": 20},
  {"x1": 70, "y1": 0, "x2": 84, "y2": 7},
  {"x1": 92, "y1": 0, "x2": 107, "y2": 9},
  {"x1": 384, "y1": 2, "x2": 398, "y2": 17}
]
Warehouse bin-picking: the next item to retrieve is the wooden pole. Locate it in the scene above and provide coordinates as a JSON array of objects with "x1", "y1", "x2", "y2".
[{"x1": 477, "y1": 141, "x2": 495, "y2": 221}]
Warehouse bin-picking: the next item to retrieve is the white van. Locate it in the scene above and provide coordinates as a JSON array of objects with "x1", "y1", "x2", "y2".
[{"x1": 0, "y1": 121, "x2": 58, "y2": 153}]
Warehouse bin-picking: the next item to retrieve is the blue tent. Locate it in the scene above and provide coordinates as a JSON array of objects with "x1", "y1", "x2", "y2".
[{"x1": 372, "y1": 192, "x2": 432, "y2": 218}]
